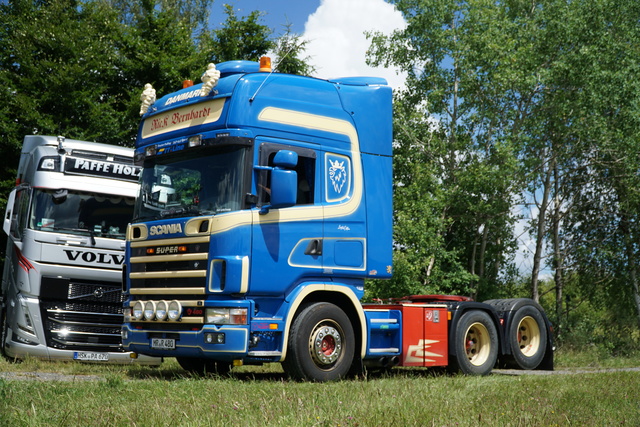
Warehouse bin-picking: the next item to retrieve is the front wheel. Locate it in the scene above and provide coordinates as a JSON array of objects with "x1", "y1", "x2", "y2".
[
  {"x1": 0, "y1": 307, "x2": 7, "y2": 358},
  {"x1": 282, "y1": 302, "x2": 355, "y2": 382},
  {"x1": 450, "y1": 310, "x2": 498, "y2": 375}
]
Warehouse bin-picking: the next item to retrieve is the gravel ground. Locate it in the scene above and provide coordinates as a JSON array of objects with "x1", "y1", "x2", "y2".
[{"x1": 0, "y1": 371, "x2": 105, "y2": 382}]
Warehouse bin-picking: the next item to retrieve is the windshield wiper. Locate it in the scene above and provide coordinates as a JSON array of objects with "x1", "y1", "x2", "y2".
[
  {"x1": 159, "y1": 205, "x2": 203, "y2": 219},
  {"x1": 51, "y1": 227, "x2": 96, "y2": 246}
]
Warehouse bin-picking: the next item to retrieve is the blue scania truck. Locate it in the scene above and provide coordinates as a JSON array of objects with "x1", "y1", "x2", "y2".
[{"x1": 121, "y1": 58, "x2": 554, "y2": 381}]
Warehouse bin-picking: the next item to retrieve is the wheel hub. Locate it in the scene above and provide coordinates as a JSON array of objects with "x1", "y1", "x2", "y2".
[
  {"x1": 517, "y1": 316, "x2": 541, "y2": 356},
  {"x1": 311, "y1": 325, "x2": 342, "y2": 366},
  {"x1": 465, "y1": 323, "x2": 490, "y2": 366}
]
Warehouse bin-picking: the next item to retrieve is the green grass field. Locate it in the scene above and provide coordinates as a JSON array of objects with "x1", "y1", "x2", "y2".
[{"x1": 0, "y1": 350, "x2": 638, "y2": 426}]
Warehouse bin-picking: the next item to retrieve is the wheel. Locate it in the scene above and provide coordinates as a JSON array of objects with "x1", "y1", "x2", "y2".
[
  {"x1": 282, "y1": 302, "x2": 355, "y2": 382},
  {"x1": 451, "y1": 310, "x2": 498, "y2": 375},
  {"x1": 0, "y1": 308, "x2": 7, "y2": 356},
  {"x1": 0, "y1": 305, "x2": 10, "y2": 359},
  {"x1": 176, "y1": 357, "x2": 232, "y2": 376},
  {"x1": 508, "y1": 305, "x2": 547, "y2": 370}
]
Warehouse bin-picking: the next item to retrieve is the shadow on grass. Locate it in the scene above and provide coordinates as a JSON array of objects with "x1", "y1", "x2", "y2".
[{"x1": 126, "y1": 363, "x2": 454, "y2": 382}]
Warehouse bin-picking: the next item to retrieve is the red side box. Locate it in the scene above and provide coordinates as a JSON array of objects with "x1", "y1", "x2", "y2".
[{"x1": 398, "y1": 304, "x2": 448, "y2": 367}]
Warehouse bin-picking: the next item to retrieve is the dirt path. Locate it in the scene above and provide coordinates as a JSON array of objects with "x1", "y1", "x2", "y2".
[{"x1": 493, "y1": 367, "x2": 640, "y2": 376}]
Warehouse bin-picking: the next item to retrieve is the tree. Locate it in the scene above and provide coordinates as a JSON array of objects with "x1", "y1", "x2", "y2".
[
  {"x1": 0, "y1": 0, "x2": 274, "y2": 260},
  {"x1": 208, "y1": 4, "x2": 273, "y2": 63},
  {"x1": 368, "y1": 0, "x2": 640, "y2": 350},
  {"x1": 366, "y1": 0, "x2": 528, "y2": 298},
  {"x1": 271, "y1": 23, "x2": 316, "y2": 76}
]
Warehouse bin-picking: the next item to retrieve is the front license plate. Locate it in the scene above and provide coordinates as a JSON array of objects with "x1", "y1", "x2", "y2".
[
  {"x1": 73, "y1": 352, "x2": 109, "y2": 362},
  {"x1": 151, "y1": 338, "x2": 175, "y2": 350}
]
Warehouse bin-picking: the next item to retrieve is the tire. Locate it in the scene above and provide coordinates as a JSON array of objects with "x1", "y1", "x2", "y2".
[
  {"x1": 282, "y1": 302, "x2": 355, "y2": 382},
  {"x1": 0, "y1": 307, "x2": 8, "y2": 358},
  {"x1": 176, "y1": 357, "x2": 232, "y2": 376},
  {"x1": 451, "y1": 310, "x2": 498, "y2": 375},
  {"x1": 508, "y1": 305, "x2": 547, "y2": 370}
]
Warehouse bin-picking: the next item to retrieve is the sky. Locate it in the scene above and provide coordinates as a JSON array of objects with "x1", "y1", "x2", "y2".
[{"x1": 212, "y1": 0, "x2": 407, "y2": 89}]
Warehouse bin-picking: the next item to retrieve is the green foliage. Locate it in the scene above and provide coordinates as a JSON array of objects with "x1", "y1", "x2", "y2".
[
  {"x1": 367, "y1": 0, "x2": 526, "y2": 298},
  {"x1": 367, "y1": 1, "x2": 640, "y2": 347}
]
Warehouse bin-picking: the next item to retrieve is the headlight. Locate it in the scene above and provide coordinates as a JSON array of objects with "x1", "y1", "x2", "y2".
[
  {"x1": 132, "y1": 301, "x2": 144, "y2": 321},
  {"x1": 156, "y1": 300, "x2": 168, "y2": 320},
  {"x1": 144, "y1": 301, "x2": 156, "y2": 321},
  {"x1": 206, "y1": 308, "x2": 229, "y2": 324},
  {"x1": 168, "y1": 300, "x2": 182, "y2": 321},
  {"x1": 205, "y1": 308, "x2": 248, "y2": 325}
]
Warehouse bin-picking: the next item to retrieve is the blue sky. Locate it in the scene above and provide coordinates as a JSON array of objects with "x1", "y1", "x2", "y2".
[
  {"x1": 212, "y1": 1, "x2": 320, "y2": 34},
  {"x1": 211, "y1": 0, "x2": 407, "y2": 89}
]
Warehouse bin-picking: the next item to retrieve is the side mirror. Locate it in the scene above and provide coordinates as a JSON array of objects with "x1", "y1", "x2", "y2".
[
  {"x1": 260, "y1": 150, "x2": 298, "y2": 214},
  {"x1": 3, "y1": 189, "x2": 16, "y2": 235},
  {"x1": 270, "y1": 168, "x2": 297, "y2": 208}
]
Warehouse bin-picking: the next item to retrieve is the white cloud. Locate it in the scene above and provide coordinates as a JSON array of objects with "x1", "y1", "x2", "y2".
[{"x1": 302, "y1": 0, "x2": 406, "y2": 90}]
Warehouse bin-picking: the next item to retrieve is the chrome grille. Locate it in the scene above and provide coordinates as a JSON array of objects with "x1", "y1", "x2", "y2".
[{"x1": 40, "y1": 277, "x2": 125, "y2": 351}]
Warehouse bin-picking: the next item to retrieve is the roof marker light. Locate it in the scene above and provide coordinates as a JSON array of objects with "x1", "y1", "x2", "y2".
[{"x1": 259, "y1": 56, "x2": 272, "y2": 72}]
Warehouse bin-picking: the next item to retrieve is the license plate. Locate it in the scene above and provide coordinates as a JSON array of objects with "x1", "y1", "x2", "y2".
[
  {"x1": 73, "y1": 352, "x2": 109, "y2": 362},
  {"x1": 151, "y1": 338, "x2": 175, "y2": 350}
]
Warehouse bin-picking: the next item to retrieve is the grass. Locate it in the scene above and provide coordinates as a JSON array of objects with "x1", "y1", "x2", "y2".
[{"x1": 0, "y1": 350, "x2": 639, "y2": 426}]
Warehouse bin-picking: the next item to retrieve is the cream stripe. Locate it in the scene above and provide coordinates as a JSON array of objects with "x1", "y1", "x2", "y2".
[
  {"x1": 280, "y1": 284, "x2": 368, "y2": 361},
  {"x1": 257, "y1": 107, "x2": 363, "y2": 223}
]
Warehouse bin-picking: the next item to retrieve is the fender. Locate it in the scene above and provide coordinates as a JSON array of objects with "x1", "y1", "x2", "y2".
[{"x1": 279, "y1": 283, "x2": 367, "y2": 361}]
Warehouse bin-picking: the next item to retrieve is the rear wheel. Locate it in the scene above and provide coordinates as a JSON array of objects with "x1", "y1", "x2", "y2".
[
  {"x1": 282, "y1": 302, "x2": 355, "y2": 382},
  {"x1": 508, "y1": 305, "x2": 547, "y2": 370},
  {"x1": 176, "y1": 357, "x2": 232, "y2": 376},
  {"x1": 451, "y1": 310, "x2": 498, "y2": 375}
]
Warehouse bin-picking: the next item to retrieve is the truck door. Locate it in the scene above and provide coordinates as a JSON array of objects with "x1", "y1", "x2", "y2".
[
  {"x1": 2, "y1": 186, "x2": 32, "y2": 296},
  {"x1": 322, "y1": 151, "x2": 367, "y2": 275},
  {"x1": 251, "y1": 140, "x2": 321, "y2": 295}
]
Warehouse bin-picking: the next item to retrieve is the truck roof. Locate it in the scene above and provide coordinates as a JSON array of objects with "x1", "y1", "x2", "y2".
[
  {"x1": 137, "y1": 60, "x2": 393, "y2": 157},
  {"x1": 16, "y1": 135, "x2": 139, "y2": 197}
]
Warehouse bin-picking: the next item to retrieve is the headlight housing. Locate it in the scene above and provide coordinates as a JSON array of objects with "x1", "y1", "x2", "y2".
[
  {"x1": 156, "y1": 300, "x2": 168, "y2": 320},
  {"x1": 167, "y1": 300, "x2": 182, "y2": 321},
  {"x1": 144, "y1": 301, "x2": 156, "y2": 321},
  {"x1": 132, "y1": 301, "x2": 144, "y2": 321}
]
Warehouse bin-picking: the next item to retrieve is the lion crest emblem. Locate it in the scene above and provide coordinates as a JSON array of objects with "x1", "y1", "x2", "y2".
[{"x1": 329, "y1": 159, "x2": 347, "y2": 194}]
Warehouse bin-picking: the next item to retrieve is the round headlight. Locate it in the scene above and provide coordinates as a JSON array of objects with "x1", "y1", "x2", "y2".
[
  {"x1": 168, "y1": 300, "x2": 182, "y2": 321},
  {"x1": 132, "y1": 301, "x2": 144, "y2": 321},
  {"x1": 156, "y1": 300, "x2": 168, "y2": 320},
  {"x1": 144, "y1": 300, "x2": 156, "y2": 321}
]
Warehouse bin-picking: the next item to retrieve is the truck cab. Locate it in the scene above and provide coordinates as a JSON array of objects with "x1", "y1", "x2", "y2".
[
  {"x1": 1, "y1": 135, "x2": 158, "y2": 364},
  {"x1": 122, "y1": 59, "x2": 393, "y2": 379}
]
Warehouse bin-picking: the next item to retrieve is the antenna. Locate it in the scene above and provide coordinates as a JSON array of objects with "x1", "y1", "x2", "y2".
[{"x1": 249, "y1": 57, "x2": 275, "y2": 103}]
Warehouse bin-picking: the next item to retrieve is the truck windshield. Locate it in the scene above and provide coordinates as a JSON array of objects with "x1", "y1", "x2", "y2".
[
  {"x1": 30, "y1": 190, "x2": 134, "y2": 239},
  {"x1": 134, "y1": 145, "x2": 248, "y2": 221}
]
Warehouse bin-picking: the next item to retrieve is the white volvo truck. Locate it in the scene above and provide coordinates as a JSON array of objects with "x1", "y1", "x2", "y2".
[{"x1": 1, "y1": 135, "x2": 157, "y2": 363}]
